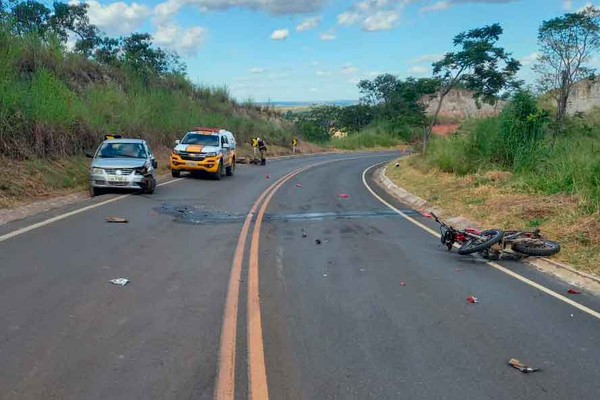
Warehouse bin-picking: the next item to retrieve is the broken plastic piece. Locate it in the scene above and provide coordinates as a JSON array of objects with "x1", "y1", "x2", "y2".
[
  {"x1": 400, "y1": 282, "x2": 406, "y2": 286},
  {"x1": 419, "y1": 211, "x2": 432, "y2": 218},
  {"x1": 508, "y1": 358, "x2": 539, "y2": 373},
  {"x1": 315, "y1": 239, "x2": 322, "y2": 245},
  {"x1": 106, "y1": 216, "x2": 128, "y2": 223},
  {"x1": 109, "y1": 278, "x2": 129, "y2": 286},
  {"x1": 567, "y1": 288, "x2": 581, "y2": 294},
  {"x1": 466, "y1": 296, "x2": 479, "y2": 303},
  {"x1": 295, "y1": 183, "x2": 303, "y2": 188},
  {"x1": 338, "y1": 194, "x2": 350, "y2": 199},
  {"x1": 265, "y1": 174, "x2": 271, "y2": 179}
]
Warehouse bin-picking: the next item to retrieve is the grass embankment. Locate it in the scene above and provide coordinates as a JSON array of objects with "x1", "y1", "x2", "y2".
[
  {"x1": 0, "y1": 30, "x2": 299, "y2": 208},
  {"x1": 387, "y1": 93, "x2": 600, "y2": 275},
  {"x1": 328, "y1": 120, "x2": 419, "y2": 150}
]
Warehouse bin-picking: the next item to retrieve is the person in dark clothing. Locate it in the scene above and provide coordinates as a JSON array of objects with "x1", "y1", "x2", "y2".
[{"x1": 257, "y1": 137, "x2": 267, "y2": 165}]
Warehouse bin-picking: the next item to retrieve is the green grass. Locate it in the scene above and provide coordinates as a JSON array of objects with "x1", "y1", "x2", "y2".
[
  {"x1": 425, "y1": 92, "x2": 600, "y2": 213},
  {"x1": 330, "y1": 131, "x2": 405, "y2": 150}
]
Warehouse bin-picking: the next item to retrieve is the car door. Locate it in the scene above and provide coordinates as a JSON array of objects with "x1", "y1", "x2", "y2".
[
  {"x1": 221, "y1": 135, "x2": 231, "y2": 166},
  {"x1": 145, "y1": 143, "x2": 157, "y2": 175}
]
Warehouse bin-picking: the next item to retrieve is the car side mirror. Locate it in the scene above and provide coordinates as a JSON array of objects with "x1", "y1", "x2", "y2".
[
  {"x1": 152, "y1": 160, "x2": 158, "y2": 169},
  {"x1": 85, "y1": 153, "x2": 94, "y2": 158},
  {"x1": 175, "y1": 139, "x2": 180, "y2": 145}
]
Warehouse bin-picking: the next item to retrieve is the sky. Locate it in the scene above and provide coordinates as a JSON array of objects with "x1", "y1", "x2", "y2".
[{"x1": 74, "y1": 0, "x2": 600, "y2": 102}]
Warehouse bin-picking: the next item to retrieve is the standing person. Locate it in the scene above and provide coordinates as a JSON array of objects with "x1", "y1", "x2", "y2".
[{"x1": 257, "y1": 137, "x2": 267, "y2": 165}]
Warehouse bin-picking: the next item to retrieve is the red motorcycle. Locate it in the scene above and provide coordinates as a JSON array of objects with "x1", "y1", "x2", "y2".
[{"x1": 427, "y1": 212, "x2": 504, "y2": 255}]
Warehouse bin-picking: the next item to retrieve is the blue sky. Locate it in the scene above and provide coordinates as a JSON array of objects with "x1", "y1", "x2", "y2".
[{"x1": 80, "y1": 0, "x2": 600, "y2": 102}]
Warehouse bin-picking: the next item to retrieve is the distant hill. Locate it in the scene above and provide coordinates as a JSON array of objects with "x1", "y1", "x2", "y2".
[{"x1": 256, "y1": 100, "x2": 359, "y2": 109}]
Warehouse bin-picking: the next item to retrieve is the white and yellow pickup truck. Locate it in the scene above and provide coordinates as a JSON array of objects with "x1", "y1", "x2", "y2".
[{"x1": 170, "y1": 128, "x2": 236, "y2": 179}]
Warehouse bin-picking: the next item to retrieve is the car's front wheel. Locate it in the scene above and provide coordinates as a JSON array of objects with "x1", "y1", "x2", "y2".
[
  {"x1": 89, "y1": 186, "x2": 101, "y2": 197},
  {"x1": 171, "y1": 170, "x2": 181, "y2": 178},
  {"x1": 144, "y1": 177, "x2": 156, "y2": 194},
  {"x1": 214, "y1": 162, "x2": 223, "y2": 180}
]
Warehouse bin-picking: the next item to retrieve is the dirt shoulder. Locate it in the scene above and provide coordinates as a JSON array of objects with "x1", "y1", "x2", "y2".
[{"x1": 386, "y1": 156, "x2": 600, "y2": 277}]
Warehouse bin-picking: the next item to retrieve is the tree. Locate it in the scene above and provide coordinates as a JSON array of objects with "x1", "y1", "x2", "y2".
[
  {"x1": 49, "y1": 2, "x2": 100, "y2": 56},
  {"x1": 534, "y1": 6, "x2": 600, "y2": 138},
  {"x1": 10, "y1": 0, "x2": 51, "y2": 36},
  {"x1": 426, "y1": 23, "x2": 521, "y2": 153}
]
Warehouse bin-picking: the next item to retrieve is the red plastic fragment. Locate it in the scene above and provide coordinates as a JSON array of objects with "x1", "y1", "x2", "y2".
[
  {"x1": 466, "y1": 296, "x2": 479, "y2": 304},
  {"x1": 567, "y1": 288, "x2": 581, "y2": 295},
  {"x1": 338, "y1": 194, "x2": 350, "y2": 199}
]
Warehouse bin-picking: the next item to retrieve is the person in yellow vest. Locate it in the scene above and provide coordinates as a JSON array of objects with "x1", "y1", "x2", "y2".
[{"x1": 257, "y1": 137, "x2": 267, "y2": 165}]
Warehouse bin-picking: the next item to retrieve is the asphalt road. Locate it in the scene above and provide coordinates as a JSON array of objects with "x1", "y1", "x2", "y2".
[{"x1": 1, "y1": 152, "x2": 600, "y2": 400}]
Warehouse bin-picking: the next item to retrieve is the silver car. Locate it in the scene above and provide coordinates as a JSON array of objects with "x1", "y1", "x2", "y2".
[{"x1": 86, "y1": 138, "x2": 158, "y2": 197}]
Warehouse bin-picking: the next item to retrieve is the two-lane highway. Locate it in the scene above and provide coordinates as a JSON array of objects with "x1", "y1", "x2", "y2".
[{"x1": 1, "y1": 152, "x2": 600, "y2": 400}]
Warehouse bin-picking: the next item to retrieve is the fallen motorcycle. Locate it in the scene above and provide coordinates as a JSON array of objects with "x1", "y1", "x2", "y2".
[
  {"x1": 428, "y1": 212, "x2": 504, "y2": 255},
  {"x1": 479, "y1": 228, "x2": 561, "y2": 259}
]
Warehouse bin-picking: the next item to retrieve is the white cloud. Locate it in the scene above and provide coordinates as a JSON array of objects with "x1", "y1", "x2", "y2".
[
  {"x1": 310, "y1": 61, "x2": 320, "y2": 66},
  {"x1": 362, "y1": 10, "x2": 399, "y2": 31},
  {"x1": 520, "y1": 52, "x2": 539, "y2": 67},
  {"x1": 319, "y1": 31, "x2": 336, "y2": 40},
  {"x1": 85, "y1": 0, "x2": 151, "y2": 35},
  {"x1": 271, "y1": 29, "x2": 289, "y2": 40},
  {"x1": 154, "y1": 24, "x2": 206, "y2": 56},
  {"x1": 563, "y1": 0, "x2": 573, "y2": 10},
  {"x1": 310, "y1": 87, "x2": 318, "y2": 92},
  {"x1": 408, "y1": 65, "x2": 429, "y2": 75},
  {"x1": 336, "y1": 0, "x2": 405, "y2": 32},
  {"x1": 153, "y1": 0, "x2": 326, "y2": 20},
  {"x1": 315, "y1": 70, "x2": 332, "y2": 76},
  {"x1": 337, "y1": 11, "x2": 360, "y2": 26},
  {"x1": 296, "y1": 16, "x2": 322, "y2": 32},
  {"x1": 250, "y1": 67, "x2": 266, "y2": 73},
  {"x1": 420, "y1": 1, "x2": 450, "y2": 13},
  {"x1": 341, "y1": 64, "x2": 359, "y2": 75},
  {"x1": 411, "y1": 53, "x2": 443, "y2": 64}
]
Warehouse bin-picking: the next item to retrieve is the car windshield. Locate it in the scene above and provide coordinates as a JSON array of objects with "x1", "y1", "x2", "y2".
[
  {"x1": 181, "y1": 133, "x2": 220, "y2": 146},
  {"x1": 96, "y1": 142, "x2": 147, "y2": 158}
]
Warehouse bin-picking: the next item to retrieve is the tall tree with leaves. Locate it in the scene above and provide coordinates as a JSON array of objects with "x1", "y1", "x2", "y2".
[
  {"x1": 534, "y1": 6, "x2": 600, "y2": 138},
  {"x1": 425, "y1": 23, "x2": 520, "y2": 153}
]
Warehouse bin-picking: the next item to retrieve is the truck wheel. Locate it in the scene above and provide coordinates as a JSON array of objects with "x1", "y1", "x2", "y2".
[
  {"x1": 226, "y1": 161, "x2": 235, "y2": 176},
  {"x1": 171, "y1": 170, "x2": 181, "y2": 178},
  {"x1": 214, "y1": 162, "x2": 223, "y2": 180}
]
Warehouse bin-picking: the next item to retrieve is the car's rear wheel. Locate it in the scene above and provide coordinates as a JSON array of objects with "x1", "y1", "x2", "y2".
[{"x1": 171, "y1": 170, "x2": 181, "y2": 178}]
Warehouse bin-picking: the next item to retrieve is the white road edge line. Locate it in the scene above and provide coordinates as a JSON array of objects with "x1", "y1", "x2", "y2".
[
  {"x1": 0, "y1": 178, "x2": 183, "y2": 243},
  {"x1": 362, "y1": 162, "x2": 600, "y2": 321}
]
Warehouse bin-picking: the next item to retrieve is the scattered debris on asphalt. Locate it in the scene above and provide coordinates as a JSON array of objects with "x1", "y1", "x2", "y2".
[
  {"x1": 400, "y1": 282, "x2": 406, "y2": 286},
  {"x1": 337, "y1": 194, "x2": 350, "y2": 199},
  {"x1": 466, "y1": 296, "x2": 479, "y2": 304},
  {"x1": 109, "y1": 278, "x2": 129, "y2": 286},
  {"x1": 106, "y1": 216, "x2": 128, "y2": 223},
  {"x1": 322, "y1": 273, "x2": 328, "y2": 277},
  {"x1": 302, "y1": 227, "x2": 308, "y2": 238},
  {"x1": 567, "y1": 288, "x2": 581, "y2": 294},
  {"x1": 315, "y1": 239, "x2": 322, "y2": 245},
  {"x1": 508, "y1": 358, "x2": 539, "y2": 373},
  {"x1": 296, "y1": 183, "x2": 303, "y2": 188},
  {"x1": 419, "y1": 211, "x2": 432, "y2": 218},
  {"x1": 265, "y1": 174, "x2": 271, "y2": 179},
  {"x1": 454, "y1": 268, "x2": 461, "y2": 272}
]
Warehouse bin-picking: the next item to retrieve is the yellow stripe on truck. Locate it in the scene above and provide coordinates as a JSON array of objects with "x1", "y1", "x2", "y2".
[{"x1": 186, "y1": 145, "x2": 203, "y2": 153}]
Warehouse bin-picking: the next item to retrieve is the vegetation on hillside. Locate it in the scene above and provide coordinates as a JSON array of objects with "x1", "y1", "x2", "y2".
[{"x1": 0, "y1": 0, "x2": 292, "y2": 161}]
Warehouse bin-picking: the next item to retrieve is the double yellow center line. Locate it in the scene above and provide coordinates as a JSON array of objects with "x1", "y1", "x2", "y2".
[{"x1": 214, "y1": 166, "x2": 313, "y2": 400}]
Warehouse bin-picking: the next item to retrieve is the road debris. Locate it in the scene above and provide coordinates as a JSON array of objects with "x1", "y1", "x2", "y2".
[
  {"x1": 265, "y1": 174, "x2": 271, "y2": 179},
  {"x1": 109, "y1": 278, "x2": 129, "y2": 286},
  {"x1": 466, "y1": 296, "x2": 479, "y2": 303},
  {"x1": 337, "y1": 194, "x2": 350, "y2": 199},
  {"x1": 454, "y1": 268, "x2": 461, "y2": 272},
  {"x1": 295, "y1": 183, "x2": 303, "y2": 188},
  {"x1": 302, "y1": 227, "x2": 308, "y2": 238},
  {"x1": 315, "y1": 239, "x2": 322, "y2": 245},
  {"x1": 106, "y1": 216, "x2": 128, "y2": 223},
  {"x1": 395, "y1": 163, "x2": 400, "y2": 167},
  {"x1": 567, "y1": 288, "x2": 581, "y2": 294},
  {"x1": 400, "y1": 282, "x2": 406, "y2": 287},
  {"x1": 508, "y1": 358, "x2": 539, "y2": 373}
]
